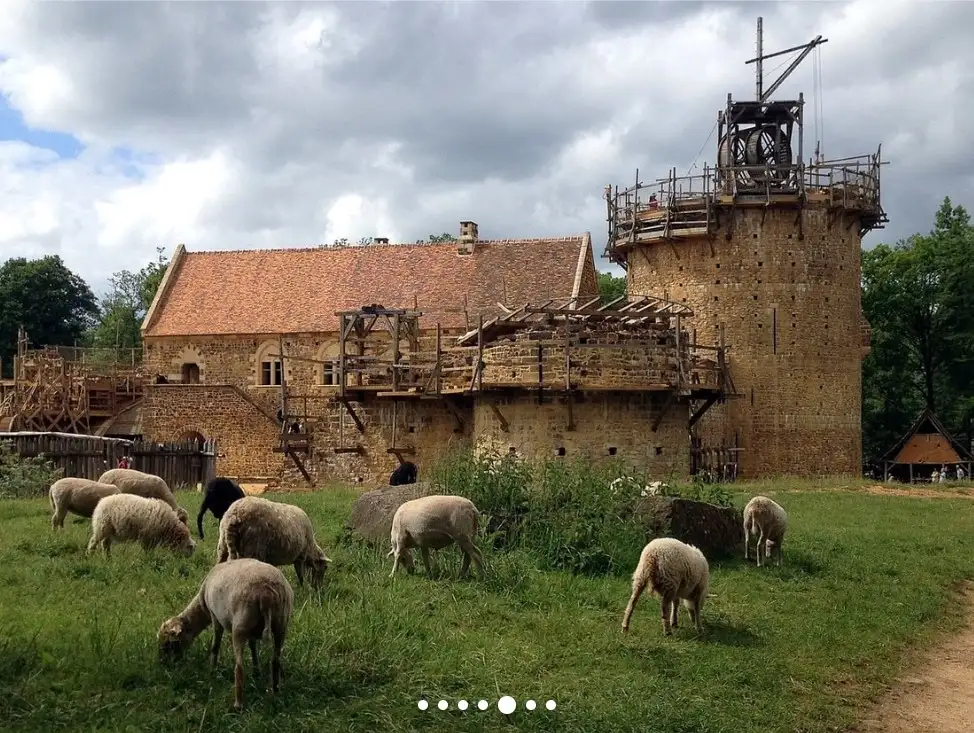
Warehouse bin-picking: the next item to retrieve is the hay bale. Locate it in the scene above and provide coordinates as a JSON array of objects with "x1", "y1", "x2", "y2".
[
  {"x1": 631, "y1": 495, "x2": 743, "y2": 558},
  {"x1": 344, "y1": 481, "x2": 438, "y2": 546}
]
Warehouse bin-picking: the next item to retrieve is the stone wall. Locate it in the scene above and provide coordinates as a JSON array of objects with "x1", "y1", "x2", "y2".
[
  {"x1": 474, "y1": 393, "x2": 690, "y2": 477},
  {"x1": 627, "y1": 204, "x2": 866, "y2": 478}
]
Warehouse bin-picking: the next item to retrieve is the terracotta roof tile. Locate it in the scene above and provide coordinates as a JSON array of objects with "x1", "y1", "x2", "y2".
[{"x1": 144, "y1": 236, "x2": 595, "y2": 337}]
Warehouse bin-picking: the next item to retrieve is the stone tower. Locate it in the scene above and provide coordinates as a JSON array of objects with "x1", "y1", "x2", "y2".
[{"x1": 604, "y1": 19, "x2": 887, "y2": 479}]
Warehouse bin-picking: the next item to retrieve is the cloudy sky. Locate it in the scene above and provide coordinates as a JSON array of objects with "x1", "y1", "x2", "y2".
[{"x1": 0, "y1": 0, "x2": 971, "y2": 296}]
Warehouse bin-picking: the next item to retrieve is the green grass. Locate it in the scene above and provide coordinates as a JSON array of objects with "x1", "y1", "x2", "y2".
[{"x1": 2, "y1": 485, "x2": 974, "y2": 733}]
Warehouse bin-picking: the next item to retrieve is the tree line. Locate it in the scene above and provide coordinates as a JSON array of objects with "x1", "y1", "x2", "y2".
[
  {"x1": 595, "y1": 196, "x2": 974, "y2": 466},
  {"x1": 2, "y1": 202, "x2": 971, "y2": 467}
]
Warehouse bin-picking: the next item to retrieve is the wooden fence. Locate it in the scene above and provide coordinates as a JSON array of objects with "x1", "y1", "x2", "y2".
[{"x1": 0, "y1": 431, "x2": 217, "y2": 490}]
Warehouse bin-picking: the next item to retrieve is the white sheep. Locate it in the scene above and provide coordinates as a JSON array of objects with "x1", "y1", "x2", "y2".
[
  {"x1": 216, "y1": 496, "x2": 331, "y2": 589},
  {"x1": 49, "y1": 477, "x2": 120, "y2": 530},
  {"x1": 743, "y1": 495, "x2": 788, "y2": 567},
  {"x1": 621, "y1": 537, "x2": 710, "y2": 636},
  {"x1": 86, "y1": 493, "x2": 196, "y2": 558},
  {"x1": 157, "y1": 557, "x2": 294, "y2": 711},
  {"x1": 97, "y1": 467, "x2": 189, "y2": 526},
  {"x1": 388, "y1": 494, "x2": 485, "y2": 579}
]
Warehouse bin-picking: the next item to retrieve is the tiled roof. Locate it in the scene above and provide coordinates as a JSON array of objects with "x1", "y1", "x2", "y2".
[{"x1": 143, "y1": 235, "x2": 595, "y2": 337}]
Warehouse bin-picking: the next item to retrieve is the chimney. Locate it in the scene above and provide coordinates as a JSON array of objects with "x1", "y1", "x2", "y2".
[
  {"x1": 458, "y1": 221, "x2": 478, "y2": 255},
  {"x1": 375, "y1": 237, "x2": 389, "y2": 245}
]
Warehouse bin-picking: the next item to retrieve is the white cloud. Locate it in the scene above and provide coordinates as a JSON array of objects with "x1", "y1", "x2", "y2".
[{"x1": 0, "y1": 0, "x2": 971, "y2": 294}]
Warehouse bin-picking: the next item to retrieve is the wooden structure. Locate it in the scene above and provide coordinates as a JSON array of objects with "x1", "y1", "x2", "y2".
[
  {"x1": 881, "y1": 409, "x2": 973, "y2": 483},
  {"x1": 263, "y1": 298, "x2": 739, "y2": 481},
  {"x1": 1, "y1": 431, "x2": 217, "y2": 489},
  {"x1": 0, "y1": 328, "x2": 146, "y2": 435}
]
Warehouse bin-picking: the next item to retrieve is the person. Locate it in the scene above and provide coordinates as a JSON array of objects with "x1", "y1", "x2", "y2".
[
  {"x1": 958, "y1": 465, "x2": 967, "y2": 481},
  {"x1": 939, "y1": 465, "x2": 947, "y2": 483},
  {"x1": 117, "y1": 455, "x2": 131, "y2": 469}
]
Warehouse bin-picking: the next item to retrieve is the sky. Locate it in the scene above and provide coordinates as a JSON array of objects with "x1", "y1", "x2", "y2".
[{"x1": 0, "y1": 0, "x2": 971, "y2": 298}]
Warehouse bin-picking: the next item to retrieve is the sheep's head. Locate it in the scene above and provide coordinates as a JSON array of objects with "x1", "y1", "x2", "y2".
[
  {"x1": 175, "y1": 506, "x2": 189, "y2": 526},
  {"x1": 157, "y1": 617, "x2": 195, "y2": 661},
  {"x1": 765, "y1": 538, "x2": 777, "y2": 554},
  {"x1": 306, "y1": 550, "x2": 331, "y2": 587}
]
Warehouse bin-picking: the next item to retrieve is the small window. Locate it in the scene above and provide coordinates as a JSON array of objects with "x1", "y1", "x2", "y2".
[
  {"x1": 180, "y1": 363, "x2": 200, "y2": 384},
  {"x1": 556, "y1": 447, "x2": 566, "y2": 457},
  {"x1": 260, "y1": 359, "x2": 282, "y2": 386},
  {"x1": 607, "y1": 446, "x2": 617, "y2": 456},
  {"x1": 321, "y1": 360, "x2": 337, "y2": 386}
]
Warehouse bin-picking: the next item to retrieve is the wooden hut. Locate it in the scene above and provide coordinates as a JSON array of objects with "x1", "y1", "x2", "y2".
[{"x1": 881, "y1": 408, "x2": 973, "y2": 482}]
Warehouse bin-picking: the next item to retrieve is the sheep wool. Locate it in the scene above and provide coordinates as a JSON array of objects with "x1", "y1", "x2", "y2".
[
  {"x1": 621, "y1": 537, "x2": 710, "y2": 636},
  {"x1": 743, "y1": 495, "x2": 788, "y2": 567},
  {"x1": 216, "y1": 496, "x2": 331, "y2": 589},
  {"x1": 49, "y1": 477, "x2": 120, "y2": 530},
  {"x1": 87, "y1": 493, "x2": 196, "y2": 558},
  {"x1": 97, "y1": 467, "x2": 189, "y2": 526},
  {"x1": 157, "y1": 557, "x2": 294, "y2": 710},
  {"x1": 388, "y1": 494, "x2": 485, "y2": 579}
]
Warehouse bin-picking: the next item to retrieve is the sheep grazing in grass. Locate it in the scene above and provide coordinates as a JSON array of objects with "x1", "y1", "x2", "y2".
[
  {"x1": 216, "y1": 496, "x2": 331, "y2": 589},
  {"x1": 743, "y1": 495, "x2": 788, "y2": 567},
  {"x1": 388, "y1": 494, "x2": 485, "y2": 579},
  {"x1": 621, "y1": 537, "x2": 710, "y2": 636},
  {"x1": 157, "y1": 557, "x2": 293, "y2": 711},
  {"x1": 87, "y1": 493, "x2": 196, "y2": 558},
  {"x1": 197, "y1": 476, "x2": 246, "y2": 539},
  {"x1": 389, "y1": 460, "x2": 418, "y2": 486},
  {"x1": 97, "y1": 467, "x2": 189, "y2": 527},
  {"x1": 49, "y1": 477, "x2": 120, "y2": 530}
]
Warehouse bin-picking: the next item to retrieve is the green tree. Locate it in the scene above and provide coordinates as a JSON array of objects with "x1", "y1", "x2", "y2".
[
  {"x1": 424, "y1": 233, "x2": 454, "y2": 243},
  {"x1": 597, "y1": 270, "x2": 626, "y2": 304},
  {"x1": 0, "y1": 255, "x2": 98, "y2": 377},
  {"x1": 860, "y1": 197, "x2": 974, "y2": 464}
]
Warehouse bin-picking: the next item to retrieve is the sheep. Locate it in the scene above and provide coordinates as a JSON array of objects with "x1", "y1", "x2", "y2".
[
  {"x1": 389, "y1": 460, "x2": 418, "y2": 486},
  {"x1": 49, "y1": 477, "x2": 120, "y2": 530},
  {"x1": 197, "y1": 476, "x2": 246, "y2": 539},
  {"x1": 97, "y1": 467, "x2": 190, "y2": 527},
  {"x1": 157, "y1": 557, "x2": 293, "y2": 711},
  {"x1": 621, "y1": 537, "x2": 710, "y2": 636},
  {"x1": 216, "y1": 496, "x2": 331, "y2": 589},
  {"x1": 743, "y1": 495, "x2": 788, "y2": 567},
  {"x1": 87, "y1": 493, "x2": 196, "y2": 558},
  {"x1": 388, "y1": 494, "x2": 485, "y2": 579}
]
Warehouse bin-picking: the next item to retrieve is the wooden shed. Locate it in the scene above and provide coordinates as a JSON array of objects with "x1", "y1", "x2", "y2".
[{"x1": 881, "y1": 408, "x2": 973, "y2": 482}]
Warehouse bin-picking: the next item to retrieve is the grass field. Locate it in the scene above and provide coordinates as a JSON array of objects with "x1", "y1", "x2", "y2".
[{"x1": 2, "y1": 483, "x2": 974, "y2": 733}]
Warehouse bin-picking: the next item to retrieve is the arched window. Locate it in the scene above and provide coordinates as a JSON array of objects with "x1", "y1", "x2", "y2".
[
  {"x1": 255, "y1": 341, "x2": 283, "y2": 386},
  {"x1": 181, "y1": 363, "x2": 200, "y2": 384}
]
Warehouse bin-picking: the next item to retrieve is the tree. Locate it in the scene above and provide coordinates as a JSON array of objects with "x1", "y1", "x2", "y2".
[
  {"x1": 86, "y1": 247, "x2": 170, "y2": 352},
  {"x1": 423, "y1": 233, "x2": 454, "y2": 243},
  {"x1": 597, "y1": 271, "x2": 626, "y2": 304},
  {"x1": 860, "y1": 196, "x2": 974, "y2": 464},
  {"x1": 0, "y1": 255, "x2": 98, "y2": 377}
]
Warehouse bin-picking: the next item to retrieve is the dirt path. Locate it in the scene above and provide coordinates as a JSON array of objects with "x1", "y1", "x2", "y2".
[
  {"x1": 852, "y1": 582, "x2": 974, "y2": 732},
  {"x1": 785, "y1": 484, "x2": 974, "y2": 500}
]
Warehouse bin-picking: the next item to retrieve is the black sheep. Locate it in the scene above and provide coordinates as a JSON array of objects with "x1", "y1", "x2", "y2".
[
  {"x1": 389, "y1": 461, "x2": 418, "y2": 486},
  {"x1": 197, "y1": 476, "x2": 246, "y2": 539}
]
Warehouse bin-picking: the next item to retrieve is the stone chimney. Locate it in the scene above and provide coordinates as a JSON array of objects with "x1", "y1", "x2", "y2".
[
  {"x1": 375, "y1": 237, "x2": 389, "y2": 245},
  {"x1": 458, "y1": 221, "x2": 478, "y2": 255}
]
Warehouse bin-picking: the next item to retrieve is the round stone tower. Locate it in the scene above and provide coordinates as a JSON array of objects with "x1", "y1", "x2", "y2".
[{"x1": 604, "y1": 22, "x2": 887, "y2": 479}]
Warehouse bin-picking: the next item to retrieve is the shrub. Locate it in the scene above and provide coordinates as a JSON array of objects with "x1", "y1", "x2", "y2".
[{"x1": 0, "y1": 442, "x2": 64, "y2": 500}]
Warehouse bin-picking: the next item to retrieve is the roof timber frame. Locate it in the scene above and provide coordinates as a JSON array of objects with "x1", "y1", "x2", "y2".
[{"x1": 455, "y1": 295, "x2": 695, "y2": 347}]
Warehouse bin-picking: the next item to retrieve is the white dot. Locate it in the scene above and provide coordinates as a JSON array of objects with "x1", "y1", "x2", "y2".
[
  {"x1": 546, "y1": 699, "x2": 557, "y2": 710},
  {"x1": 526, "y1": 700, "x2": 537, "y2": 710},
  {"x1": 498, "y1": 695, "x2": 516, "y2": 714},
  {"x1": 458, "y1": 700, "x2": 469, "y2": 711},
  {"x1": 478, "y1": 699, "x2": 489, "y2": 710},
  {"x1": 418, "y1": 699, "x2": 429, "y2": 710},
  {"x1": 437, "y1": 700, "x2": 448, "y2": 710}
]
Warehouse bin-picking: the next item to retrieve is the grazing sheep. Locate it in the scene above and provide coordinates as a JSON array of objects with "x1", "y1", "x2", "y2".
[
  {"x1": 49, "y1": 477, "x2": 120, "y2": 530},
  {"x1": 197, "y1": 476, "x2": 246, "y2": 539},
  {"x1": 621, "y1": 537, "x2": 710, "y2": 636},
  {"x1": 157, "y1": 557, "x2": 293, "y2": 711},
  {"x1": 388, "y1": 494, "x2": 485, "y2": 579},
  {"x1": 389, "y1": 460, "x2": 418, "y2": 486},
  {"x1": 216, "y1": 496, "x2": 331, "y2": 589},
  {"x1": 87, "y1": 493, "x2": 196, "y2": 558},
  {"x1": 97, "y1": 467, "x2": 189, "y2": 526},
  {"x1": 743, "y1": 495, "x2": 788, "y2": 567}
]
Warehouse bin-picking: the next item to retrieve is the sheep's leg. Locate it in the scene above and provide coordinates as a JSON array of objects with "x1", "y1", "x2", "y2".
[
  {"x1": 743, "y1": 522, "x2": 749, "y2": 560},
  {"x1": 85, "y1": 533, "x2": 99, "y2": 556},
  {"x1": 689, "y1": 594, "x2": 703, "y2": 633},
  {"x1": 457, "y1": 537, "x2": 485, "y2": 579},
  {"x1": 294, "y1": 561, "x2": 305, "y2": 587},
  {"x1": 670, "y1": 598, "x2": 679, "y2": 630},
  {"x1": 776, "y1": 542, "x2": 783, "y2": 567},
  {"x1": 211, "y1": 623, "x2": 224, "y2": 668},
  {"x1": 420, "y1": 547, "x2": 434, "y2": 578},
  {"x1": 271, "y1": 632, "x2": 284, "y2": 694},
  {"x1": 621, "y1": 577, "x2": 648, "y2": 633},
  {"x1": 231, "y1": 632, "x2": 247, "y2": 711},
  {"x1": 756, "y1": 530, "x2": 765, "y2": 567},
  {"x1": 248, "y1": 638, "x2": 259, "y2": 674},
  {"x1": 52, "y1": 505, "x2": 67, "y2": 530},
  {"x1": 101, "y1": 537, "x2": 112, "y2": 558},
  {"x1": 389, "y1": 550, "x2": 401, "y2": 578},
  {"x1": 660, "y1": 595, "x2": 674, "y2": 636}
]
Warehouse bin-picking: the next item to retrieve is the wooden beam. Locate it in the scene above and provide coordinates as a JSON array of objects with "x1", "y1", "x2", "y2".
[
  {"x1": 443, "y1": 396, "x2": 465, "y2": 433},
  {"x1": 333, "y1": 446, "x2": 364, "y2": 454},
  {"x1": 285, "y1": 447, "x2": 314, "y2": 487},
  {"x1": 688, "y1": 394, "x2": 719, "y2": 429},
  {"x1": 489, "y1": 403, "x2": 509, "y2": 432},
  {"x1": 651, "y1": 391, "x2": 678, "y2": 432},
  {"x1": 338, "y1": 397, "x2": 365, "y2": 433}
]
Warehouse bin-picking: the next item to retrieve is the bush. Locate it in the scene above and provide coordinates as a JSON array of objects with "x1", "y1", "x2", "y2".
[
  {"x1": 0, "y1": 442, "x2": 64, "y2": 500},
  {"x1": 428, "y1": 447, "x2": 732, "y2": 577}
]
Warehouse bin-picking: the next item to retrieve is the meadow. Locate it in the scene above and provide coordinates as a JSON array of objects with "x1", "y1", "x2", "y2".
[{"x1": 2, "y1": 475, "x2": 974, "y2": 733}]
